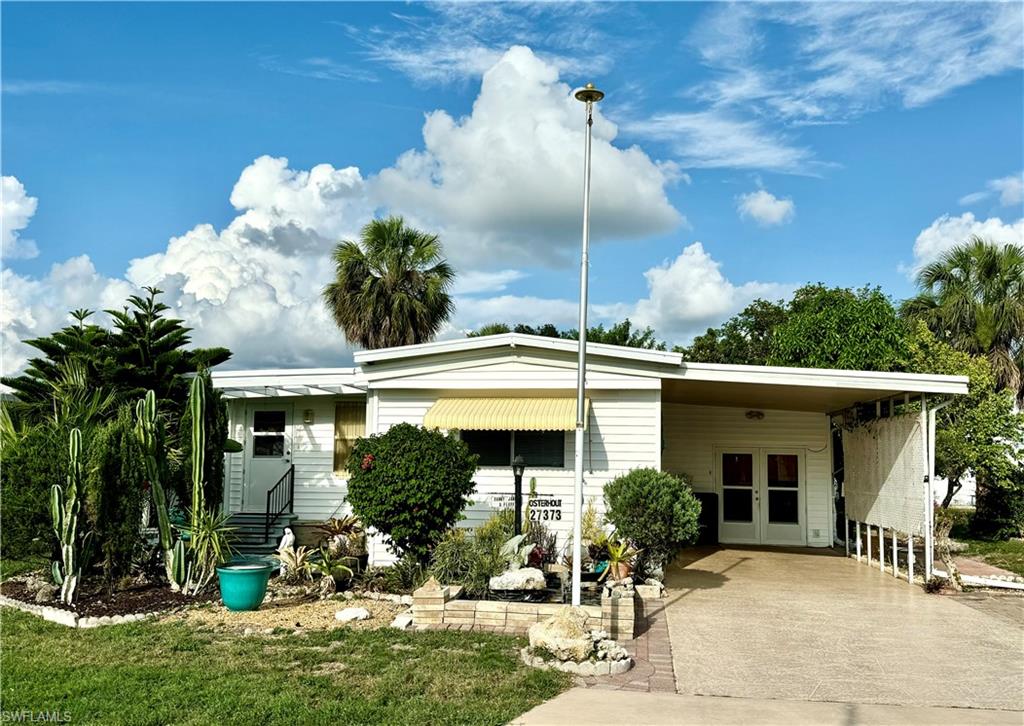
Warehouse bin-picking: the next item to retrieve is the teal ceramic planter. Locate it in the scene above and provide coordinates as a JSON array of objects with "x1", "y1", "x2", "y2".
[{"x1": 216, "y1": 562, "x2": 273, "y2": 611}]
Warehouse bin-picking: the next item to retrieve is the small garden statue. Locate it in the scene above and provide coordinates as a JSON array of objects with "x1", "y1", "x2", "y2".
[{"x1": 277, "y1": 526, "x2": 296, "y2": 577}]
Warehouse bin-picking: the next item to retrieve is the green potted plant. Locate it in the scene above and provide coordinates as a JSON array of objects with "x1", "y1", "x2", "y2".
[{"x1": 603, "y1": 535, "x2": 640, "y2": 581}]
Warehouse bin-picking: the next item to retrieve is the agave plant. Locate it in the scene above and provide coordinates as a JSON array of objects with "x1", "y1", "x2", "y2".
[
  {"x1": 309, "y1": 546, "x2": 355, "y2": 585},
  {"x1": 316, "y1": 515, "x2": 366, "y2": 556},
  {"x1": 275, "y1": 545, "x2": 315, "y2": 584},
  {"x1": 601, "y1": 534, "x2": 641, "y2": 581}
]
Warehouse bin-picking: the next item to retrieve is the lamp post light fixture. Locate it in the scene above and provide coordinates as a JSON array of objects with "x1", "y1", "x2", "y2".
[
  {"x1": 512, "y1": 455, "x2": 526, "y2": 535},
  {"x1": 570, "y1": 81, "x2": 604, "y2": 607}
]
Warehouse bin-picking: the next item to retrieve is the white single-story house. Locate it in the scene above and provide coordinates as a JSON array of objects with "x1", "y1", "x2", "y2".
[{"x1": 210, "y1": 333, "x2": 968, "y2": 569}]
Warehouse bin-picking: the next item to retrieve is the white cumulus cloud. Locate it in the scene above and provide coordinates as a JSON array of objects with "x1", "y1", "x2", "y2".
[
  {"x1": 374, "y1": 46, "x2": 683, "y2": 266},
  {"x1": 911, "y1": 212, "x2": 1024, "y2": 270},
  {"x1": 2, "y1": 176, "x2": 40, "y2": 260},
  {"x1": 610, "y1": 242, "x2": 794, "y2": 343},
  {"x1": 737, "y1": 189, "x2": 795, "y2": 226},
  {"x1": 3, "y1": 47, "x2": 688, "y2": 377}
]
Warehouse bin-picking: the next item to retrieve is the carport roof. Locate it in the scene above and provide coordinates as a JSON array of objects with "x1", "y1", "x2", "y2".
[
  {"x1": 211, "y1": 335, "x2": 969, "y2": 409},
  {"x1": 663, "y1": 362, "x2": 968, "y2": 412}
]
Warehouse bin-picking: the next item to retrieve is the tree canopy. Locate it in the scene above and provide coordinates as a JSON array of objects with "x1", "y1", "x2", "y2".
[
  {"x1": 467, "y1": 319, "x2": 665, "y2": 350},
  {"x1": 323, "y1": 216, "x2": 455, "y2": 349},
  {"x1": 902, "y1": 236, "x2": 1024, "y2": 401}
]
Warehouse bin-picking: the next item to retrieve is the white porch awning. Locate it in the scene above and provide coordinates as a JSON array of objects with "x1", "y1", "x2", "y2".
[{"x1": 423, "y1": 397, "x2": 590, "y2": 431}]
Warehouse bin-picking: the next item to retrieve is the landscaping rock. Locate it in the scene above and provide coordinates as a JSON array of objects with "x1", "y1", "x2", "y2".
[
  {"x1": 34, "y1": 584, "x2": 57, "y2": 604},
  {"x1": 335, "y1": 607, "x2": 371, "y2": 623},
  {"x1": 489, "y1": 567, "x2": 546, "y2": 591},
  {"x1": 528, "y1": 606, "x2": 593, "y2": 662},
  {"x1": 390, "y1": 612, "x2": 414, "y2": 630}
]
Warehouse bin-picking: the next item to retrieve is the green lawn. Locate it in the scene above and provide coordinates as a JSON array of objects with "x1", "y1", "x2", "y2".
[
  {"x1": 0, "y1": 554, "x2": 49, "y2": 579},
  {"x1": 0, "y1": 609, "x2": 569, "y2": 725},
  {"x1": 958, "y1": 538, "x2": 1024, "y2": 578}
]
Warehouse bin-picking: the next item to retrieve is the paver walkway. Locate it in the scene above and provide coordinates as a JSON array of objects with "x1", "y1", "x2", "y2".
[
  {"x1": 574, "y1": 598, "x2": 676, "y2": 692},
  {"x1": 663, "y1": 547, "x2": 1024, "y2": 711}
]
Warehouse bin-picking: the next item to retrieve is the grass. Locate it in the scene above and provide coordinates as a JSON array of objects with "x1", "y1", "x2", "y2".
[
  {"x1": 956, "y1": 538, "x2": 1024, "y2": 578},
  {"x1": 0, "y1": 554, "x2": 48, "y2": 579},
  {"x1": 947, "y1": 509, "x2": 1024, "y2": 578},
  {"x1": 0, "y1": 609, "x2": 569, "y2": 725}
]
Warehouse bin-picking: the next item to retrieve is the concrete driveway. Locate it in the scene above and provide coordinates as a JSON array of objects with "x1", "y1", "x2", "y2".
[{"x1": 663, "y1": 547, "x2": 1024, "y2": 712}]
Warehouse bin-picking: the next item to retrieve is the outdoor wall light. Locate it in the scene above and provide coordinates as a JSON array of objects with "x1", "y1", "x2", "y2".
[
  {"x1": 512, "y1": 455, "x2": 526, "y2": 535},
  {"x1": 303, "y1": 409, "x2": 314, "y2": 425}
]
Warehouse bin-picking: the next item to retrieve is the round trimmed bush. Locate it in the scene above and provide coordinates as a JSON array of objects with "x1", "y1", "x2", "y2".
[
  {"x1": 603, "y1": 468, "x2": 701, "y2": 567},
  {"x1": 346, "y1": 423, "x2": 478, "y2": 562}
]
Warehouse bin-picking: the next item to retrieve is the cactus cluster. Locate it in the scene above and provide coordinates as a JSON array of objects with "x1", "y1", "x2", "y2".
[
  {"x1": 135, "y1": 390, "x2": 187, "y2": 590},
  {"x1": 50, "y1": 429, "x2": 91, "y2": 604}
]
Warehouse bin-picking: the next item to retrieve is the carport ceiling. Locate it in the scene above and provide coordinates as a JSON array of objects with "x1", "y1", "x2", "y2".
[{"x1": 661, "y1": 378, "x2": 916, "y2": 413}]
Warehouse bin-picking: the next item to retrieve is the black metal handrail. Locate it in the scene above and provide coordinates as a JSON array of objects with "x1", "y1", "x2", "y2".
[{"x1": 265, "y1": 464, "x2": 295, "y2": 542}]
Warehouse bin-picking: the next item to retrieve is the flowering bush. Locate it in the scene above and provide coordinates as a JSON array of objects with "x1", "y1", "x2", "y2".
[{"x1": 346, "y1": 423, "x2": 478, "y2": 562}]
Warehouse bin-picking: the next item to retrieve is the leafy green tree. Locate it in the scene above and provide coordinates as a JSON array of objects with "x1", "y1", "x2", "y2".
[
  {"x1": 468, "y1": 319, "x2": 665, "y2": 349},
  {"x1": 0, "y1": 425, "x2": 67, "y2": 559},
  {"x1": 323, "y1": 216, "x2": 455, "y2": 349},
  {"x1": 903, "y1": 237, "x2": 1024, "y2": 400},
  {"x1": 906, "y1": 322, "x2": 1023, "y2": 507},
  {"x1": 3, "y1": 288, "x2": 230, "y2": 428},
  {"x1": 676, "y1": 299, "x2": 788, "y2": 364},
  {"x1": 769, "y1": 285, "x2": 909, "y2": 370}
]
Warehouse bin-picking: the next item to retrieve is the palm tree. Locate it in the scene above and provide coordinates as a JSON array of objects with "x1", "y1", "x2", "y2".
[
  {"x1": 323, "y1": 216, "x2": 455, "y2": 349},
  {"x1": 903, "y1": 236, "x2": 1024, "y2": 399}
]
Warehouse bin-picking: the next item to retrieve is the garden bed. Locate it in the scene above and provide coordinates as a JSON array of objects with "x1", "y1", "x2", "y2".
[
  {"x1": 163, "y1": 595, "x2": 406, "y2": 634},
  {"x1": 0, "y1": 577, "x2": 193, "y2": 619}
]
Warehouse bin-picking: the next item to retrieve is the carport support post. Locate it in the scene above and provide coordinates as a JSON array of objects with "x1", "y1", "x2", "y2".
[
  {"x1": 855, "y1": 521, "x2": 862, "y2": 561},
  {"x1": 921, "y1": 395, "x2": 932, "y2": 581},
  {"x1": 866, "y1": 523, "x2": 872, "y2": 566},
  {"x1": 878, "y1": 526, "x2": 885, "y2": 572},
  {"x1": 908, "y1": 534, "x2": 914, "y2": 583},
  {"x1": 844, "y1": 518, "x2": 849, "y2": 557},
  {"x1": 892, "y1": 529, "x2": 898, "y2": 577}
]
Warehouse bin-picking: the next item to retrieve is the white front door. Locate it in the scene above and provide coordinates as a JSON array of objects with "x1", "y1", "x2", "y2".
[
  {"x1": 244, "y1": 404, "x2": 293, "y2": 513},
  {"x1": 716, "y1": 448, "x2": 805, "y2": 546},
  {"x1": 718, "y1": 450, "x2": 760, "y2": 544}
]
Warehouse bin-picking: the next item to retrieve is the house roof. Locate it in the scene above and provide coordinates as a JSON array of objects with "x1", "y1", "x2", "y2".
[
  {"x1": 211, "y1": 333, "x2": 969, "y2": 410},
  {"x1": 353, "y1": 333, "x2": 684, "y2": 366}
]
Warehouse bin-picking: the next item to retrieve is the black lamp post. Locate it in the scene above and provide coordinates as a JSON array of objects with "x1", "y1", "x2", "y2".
[{"x1": 512, "y1": 455, "x2": 526, "y2": 535}]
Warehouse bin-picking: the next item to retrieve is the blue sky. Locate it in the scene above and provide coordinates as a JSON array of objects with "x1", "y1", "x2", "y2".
[{"x1": 2, "y1": 2, "x2": 1022, "y2": 371}]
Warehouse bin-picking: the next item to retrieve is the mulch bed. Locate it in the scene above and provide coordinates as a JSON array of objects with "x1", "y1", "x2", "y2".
[{"x1": 0, "y1": 579, "x2": 195, "y2": 617}]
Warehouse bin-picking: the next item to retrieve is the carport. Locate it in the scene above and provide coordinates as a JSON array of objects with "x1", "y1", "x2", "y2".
[
  {"x1": 659, "y1": 363, "x2": 968, "y2": 576},
  {"x1": 664, "y1": 547, "x2": 1024, "y2": 710}
]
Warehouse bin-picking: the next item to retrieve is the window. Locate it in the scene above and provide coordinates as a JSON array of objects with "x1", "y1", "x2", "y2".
[
  {"x1": 461, "y1": 430, "x2": 566, "y2": 468},
  {"x1": 334, "y1": 401, "x2": 366, "y2": 474},
  {"x1": 253, "y1": 410, "x2": 286, "y2": 457}
]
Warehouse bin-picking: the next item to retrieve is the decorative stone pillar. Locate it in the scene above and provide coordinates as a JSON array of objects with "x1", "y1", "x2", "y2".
[
  {"x1": 411, "y1": 576, "x2": 452, "y2": 628},
  {"x1": 601, "y1": 589, "x2": 636, "y2": 639}
]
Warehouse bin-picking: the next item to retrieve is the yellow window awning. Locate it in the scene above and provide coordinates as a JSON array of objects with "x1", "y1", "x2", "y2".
[{"x1": 423, "y1": 397, "x2": 590, "y2": 431}]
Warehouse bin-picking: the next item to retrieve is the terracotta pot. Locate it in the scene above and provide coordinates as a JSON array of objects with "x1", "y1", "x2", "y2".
[{"x1": 608, "y1": 561, "x2": 634, "y2": 580}]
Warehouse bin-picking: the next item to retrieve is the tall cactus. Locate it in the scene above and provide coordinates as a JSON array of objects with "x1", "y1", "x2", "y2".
[
  {"x1": 189, "y1": 374, "x2": 206, "y2": 519},
  {"x1": 135, "y1": 390, "x2": 185, "y2": 590},
  {"x1": 51, "y1": 428, "x2": 90, "y2": 604}
]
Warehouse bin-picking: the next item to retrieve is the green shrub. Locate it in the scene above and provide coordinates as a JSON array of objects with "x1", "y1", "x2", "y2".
[
  {"x1": 86, "y1": 407, "x2": 148, "y2": 586},
  {"x1": 604, "y1": 468, "x2": 701, "y2": 567},
  {"x1": 428, "y1": 512, "x2": 521, "y2": 598},
  {"x1": 972, "y1": 475, "x2": 1024, "y2": 540},
  {"x1": 0, "y1": 425, "x2": 67, "y2": 560},
  {"x1": 346, "y1": 423, "x2": 478, "y2": 562}
]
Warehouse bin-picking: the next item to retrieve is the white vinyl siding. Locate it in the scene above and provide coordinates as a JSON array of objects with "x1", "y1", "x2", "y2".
[
  {"x1": 373, "y1": 388, "x2": 661, "y2": 546},
  {"x1": 661, "y1": 403, "x2": 833, "y2": 547},
  {"x1": 226, "y1": 396, "x2": 366, "y2": 521}
]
